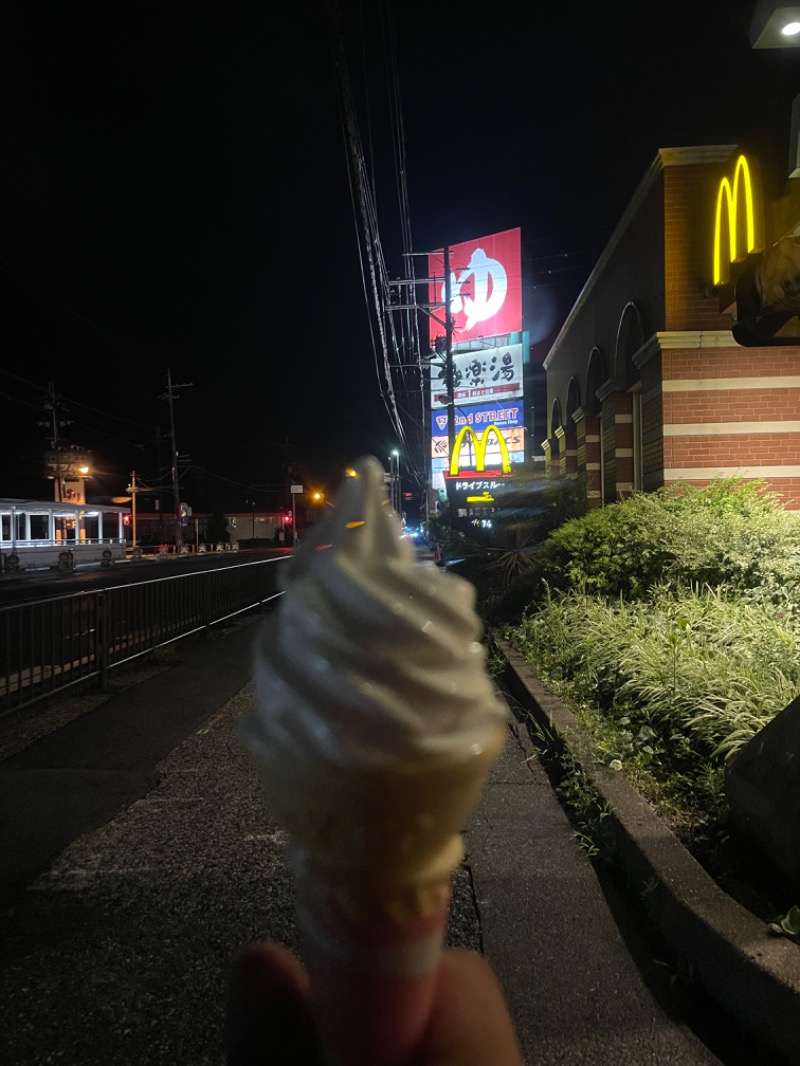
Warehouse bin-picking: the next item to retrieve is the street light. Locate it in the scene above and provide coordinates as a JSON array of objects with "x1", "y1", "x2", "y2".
[
  {"x1": 750, "y1": 2, "x2": 800, "y2": 47},
  {"x1": 388, "y1": 450, "x2": 400, "y2": 513}
]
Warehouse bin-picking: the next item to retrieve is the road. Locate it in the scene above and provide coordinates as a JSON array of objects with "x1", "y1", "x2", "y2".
[{"x1": 0, "y1": 547, "x2": 290, "y2": 605}]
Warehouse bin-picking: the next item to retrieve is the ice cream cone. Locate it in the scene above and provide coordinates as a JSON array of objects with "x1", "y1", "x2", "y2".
[
  {"x1": 239, "y1": 456, "x2": 509, "y2": 1064},
  {"x1": 252, "y1": 725, "x2": 506, "y2": 1065}
]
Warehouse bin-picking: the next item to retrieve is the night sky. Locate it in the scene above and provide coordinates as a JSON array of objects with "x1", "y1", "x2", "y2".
[{"x1": 1, "y1": 1, "x2": 797, "y2": 511}]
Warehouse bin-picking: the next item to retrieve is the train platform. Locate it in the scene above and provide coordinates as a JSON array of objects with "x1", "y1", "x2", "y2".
[{"x1": 0, "y1": 609, "x2": 791, "y2": 1064}]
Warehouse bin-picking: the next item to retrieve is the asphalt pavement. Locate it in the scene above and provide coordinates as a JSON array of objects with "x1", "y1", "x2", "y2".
[{"x1": 0, "y1": 584, "x2": 786, "y2": 1064}]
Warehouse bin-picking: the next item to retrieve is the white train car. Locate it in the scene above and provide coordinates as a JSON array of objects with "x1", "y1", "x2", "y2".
[{"x1": 0, "y1": 498, "x2": 128, "y2": 572}]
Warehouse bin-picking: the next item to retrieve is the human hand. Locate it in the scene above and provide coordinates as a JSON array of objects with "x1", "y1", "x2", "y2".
[{"x1": 226, "y1": 941, "x2": 523, "y2": 1066}]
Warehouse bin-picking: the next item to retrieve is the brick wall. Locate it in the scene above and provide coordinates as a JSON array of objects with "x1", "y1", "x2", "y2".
[
  {"x1": 661, "y1": 343, "x2": 800, "y2": 508},
  {"x1": 663, "y1": 164, "x2": 733, "y2": 332},
  {"x1": 543, "y1": 146, "x2": 800, "y2": 511}
]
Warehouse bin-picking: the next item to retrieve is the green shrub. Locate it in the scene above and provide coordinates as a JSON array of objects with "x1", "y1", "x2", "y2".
[
  {"x1": 498, "y1": 479, "x2": 800, "y2": 837},
  {"x1": 503, "y1": 583, "x2": 800, "y2": 827},
  {"x1": 492, "y1": 479, "x2": 800, "y2": 623}
]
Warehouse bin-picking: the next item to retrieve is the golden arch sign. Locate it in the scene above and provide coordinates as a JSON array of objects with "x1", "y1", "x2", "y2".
[
  {"x1": 712, "y1": 154, "x2": 764, "y2": 286},
  {"x1": 449, "y1": 424, "x2": 512, "y2": 476}
]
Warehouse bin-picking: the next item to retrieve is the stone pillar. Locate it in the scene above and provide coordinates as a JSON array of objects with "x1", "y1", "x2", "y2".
[
  {"x1": 575, "y1": 409, "x2": 602, "y2": 508},
  {"x1": 614, "y1": 393, "x2": 635, "y2": 499},
  {"x1": 597, "y1": 379, "x2": 633, "y2": 503},
  {"x1": 542, "y1": 439, "x2": 552, "y2": 479},
  {"x1": 556, "y1": 425, "x2": 578, "y2": 478}
]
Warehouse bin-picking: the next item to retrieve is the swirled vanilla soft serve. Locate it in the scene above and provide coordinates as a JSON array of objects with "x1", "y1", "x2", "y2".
[{"x1": 238, "y1": 455, "x2": 505, "y2": 770}]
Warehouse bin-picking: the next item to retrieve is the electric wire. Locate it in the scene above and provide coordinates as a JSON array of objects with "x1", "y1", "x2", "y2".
[
  {"x1": 0, "y1": 254, "x2": 159, "y2": 372},
  {"x1": 328, "y1": 1, "x2": 407, "y2": 459}
]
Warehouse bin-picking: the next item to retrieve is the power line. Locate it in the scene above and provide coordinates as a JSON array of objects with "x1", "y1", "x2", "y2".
[{"x1": 0, "y1": 253, "x2": 158, "y2": 370}]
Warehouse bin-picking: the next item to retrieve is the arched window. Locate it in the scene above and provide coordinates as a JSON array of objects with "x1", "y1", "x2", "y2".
[
  {"x1": 566, "y1": 377, "x2": 580, "y2": 427},
  {"x1": 550, "y1": 398, "x2": 563, "y2": 438},
  {"x1": 615, "y1": 302, "x2": 645, "y2": 386},
  {"x1": 585, "y1": 348, "x2": 606, "y2": 415}
]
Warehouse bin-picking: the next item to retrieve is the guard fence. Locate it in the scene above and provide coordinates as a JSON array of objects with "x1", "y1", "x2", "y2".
[{"x1": 0, "y1": 556, "x2": 289, "y2": 717}]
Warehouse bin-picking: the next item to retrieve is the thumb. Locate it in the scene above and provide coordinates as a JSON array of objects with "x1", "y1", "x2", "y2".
[
  {"x1": 418, "y1": 950, "x2": 523, "y2": 1066},
  {"x1": 226, "y1": 942, "x2": 320, "y2": 1066}
]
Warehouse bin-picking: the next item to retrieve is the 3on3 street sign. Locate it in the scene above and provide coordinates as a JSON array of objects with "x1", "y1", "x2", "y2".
[{"x1": 290, "y1": 484, "x2": 304, "y2": 494}]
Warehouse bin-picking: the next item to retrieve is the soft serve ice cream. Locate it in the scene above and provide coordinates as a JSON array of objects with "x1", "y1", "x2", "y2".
[
  {"x1": 238, "y1": 456, "x2": 508, "y2": 1065},
  {"x1": 239, "y1": 454, "x2": 506, "y2": 770}
]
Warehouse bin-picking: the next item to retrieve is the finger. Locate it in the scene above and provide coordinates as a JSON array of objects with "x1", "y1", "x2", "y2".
[
  {"x1": 418, "y1": 950, "x2": 523, "y2": 1066},
  {"x1": 226, "y1": 942, "x2": 320, "y2": 1066}
]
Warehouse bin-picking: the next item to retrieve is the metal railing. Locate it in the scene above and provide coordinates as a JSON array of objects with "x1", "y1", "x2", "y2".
[{"x1": 0, "y1": 557, "x2": 289, "y2": 716}]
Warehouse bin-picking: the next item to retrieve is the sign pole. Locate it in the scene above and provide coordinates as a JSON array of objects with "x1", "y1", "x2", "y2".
[
  {"x1": 290, "y1": 483, "x2": 303, "y2": 547},
  {"x1": 444, "y1": 245, "x2": 455, "y2": 463},
  {"x1": 130, "y1": 471, "x2": 138, "y2": 548},
  {"x1": 444, "y1": 245, "x2": 457, "y2": 528}
]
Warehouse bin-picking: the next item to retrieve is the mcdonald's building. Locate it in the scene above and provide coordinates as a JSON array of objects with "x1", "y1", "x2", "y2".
[{"x1": 542, "y1": 94, "x2": 800, "y2": 509}]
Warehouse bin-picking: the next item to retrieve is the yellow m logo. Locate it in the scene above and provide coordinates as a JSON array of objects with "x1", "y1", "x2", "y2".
[
  {"x1": 449, "y1": 423, "x2": 512, "y2": 476},
  {"x1": 712, "y1": 154, "x2": 764, "y2": 286}
]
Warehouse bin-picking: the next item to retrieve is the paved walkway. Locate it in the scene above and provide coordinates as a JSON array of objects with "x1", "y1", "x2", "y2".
[{"x1": 0, "y1": 611, "x2": 761, "y2": 1065}]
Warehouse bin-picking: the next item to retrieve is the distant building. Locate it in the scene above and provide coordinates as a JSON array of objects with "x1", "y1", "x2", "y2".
[
  {"x1": 133, "y1": 509, "x2": 287, "y2": 547},
  {"x1": 542, "y1": 132, "x2": 800, "y2": 508}
]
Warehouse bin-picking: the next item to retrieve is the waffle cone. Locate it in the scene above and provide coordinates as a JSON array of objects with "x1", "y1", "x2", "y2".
[{"x1": 254, "y1": 725, "x2": 505, "y2": 925}]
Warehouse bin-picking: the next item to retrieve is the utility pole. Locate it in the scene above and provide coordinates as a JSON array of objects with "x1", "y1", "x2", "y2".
[
  {"x1": 443, "y1": 245, "x2": 456, "y2": 463},
  {"x1": 128, "y1": 471, "x2": 139, "y2": 548},
  {"x1": 41, "y1": 382, "x2": 71, "y2": 503},
  {"x1": 153, "y1": 425, "x2": 165, "y2": 542},
  {"x1": 388, "y1": 247, "x2": 458, "y2": 502},
  {"x1": 159, "y1": 370, "x2": 193, "y2": 553}
]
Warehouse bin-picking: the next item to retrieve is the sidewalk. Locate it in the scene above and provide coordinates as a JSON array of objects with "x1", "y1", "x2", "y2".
[{"x1": 0, "y1": 612, "x2": 782, "y2": 1064}]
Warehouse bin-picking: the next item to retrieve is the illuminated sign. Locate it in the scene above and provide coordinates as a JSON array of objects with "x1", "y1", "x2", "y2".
[
  {"x1": 446, "y1": 478, "x2": 507, "y2": 509},
  {"x1": 431, "y1": 400, "x2": 522, "y2": 437},
  {"x1": 45, "y1": 449, "x2": 92, "y2": 480},
  {"x1": 449, "y1": 424, "x2": 511, "y2": 476},
  {"x1": 428, "y1": 229, "x2": 522, "y2": 344},
  {"x1": 430, "y1": 342, "x2": 524, "y2": 408},
  {"x1": 713, "y1": 154, "x2": 764, "y2": 286},
  {"x1": 431, "y1": 406, "x2": 523, "y2": 492}
]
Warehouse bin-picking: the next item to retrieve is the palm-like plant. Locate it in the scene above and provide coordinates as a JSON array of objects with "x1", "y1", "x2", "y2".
[{"x1": 483, "y1": 524, "x2": 540, "y2": 586}]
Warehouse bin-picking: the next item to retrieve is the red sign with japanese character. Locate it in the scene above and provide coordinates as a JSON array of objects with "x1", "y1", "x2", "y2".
[{"x1": 428, "y1": 228, "x2": 522, "y2": 344}]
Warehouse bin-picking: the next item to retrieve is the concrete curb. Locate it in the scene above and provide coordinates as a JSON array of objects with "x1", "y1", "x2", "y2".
[{"x1": 495, "y1": 636, "x2": 800, "y2": 1065}]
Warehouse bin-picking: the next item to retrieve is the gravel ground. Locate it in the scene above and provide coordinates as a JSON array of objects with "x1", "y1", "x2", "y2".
[{"x1": 0, "y1": 680, "x2": 482, "y2": 1066}]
